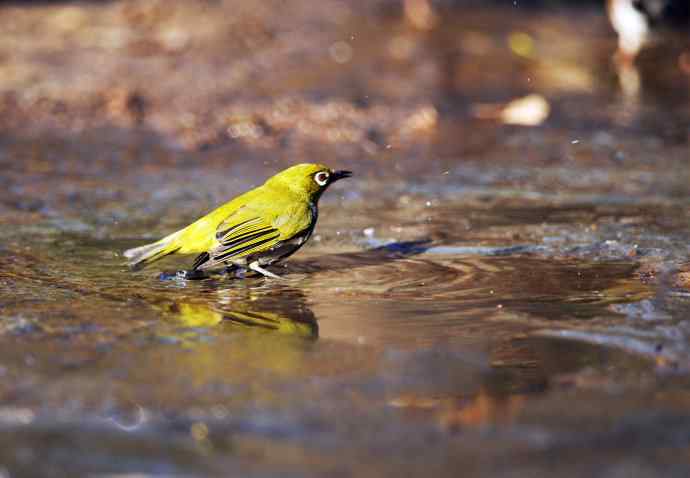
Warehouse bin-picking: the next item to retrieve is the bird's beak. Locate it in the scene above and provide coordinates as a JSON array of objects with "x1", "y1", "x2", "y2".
[{"x1": 331, "y1": 170, "x2": 352, "y2": 182}]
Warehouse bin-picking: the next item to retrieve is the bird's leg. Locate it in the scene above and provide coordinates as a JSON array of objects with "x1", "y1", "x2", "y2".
[{"x1": 248, "y1": 261, "x2": 283, "y2": 279}]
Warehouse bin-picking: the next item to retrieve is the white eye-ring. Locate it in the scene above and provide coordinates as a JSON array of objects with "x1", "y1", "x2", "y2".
[{"x1": 314, "y1": 171, "x2": 330, "y2": 186}]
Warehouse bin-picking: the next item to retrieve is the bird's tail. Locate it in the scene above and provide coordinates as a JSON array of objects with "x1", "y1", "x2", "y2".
[{"x1": 123, "y1": 231, "x2": 182, "y2": 271}]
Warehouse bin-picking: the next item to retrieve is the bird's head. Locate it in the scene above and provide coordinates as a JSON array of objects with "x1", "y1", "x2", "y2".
[{"x1": 264, "y1": 163, "x2": 352, "y2": 200}]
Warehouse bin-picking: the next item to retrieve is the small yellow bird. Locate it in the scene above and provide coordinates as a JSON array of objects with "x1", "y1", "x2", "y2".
[{"x1": 123, "y1": 163, "x2": 351, "y2": 279}]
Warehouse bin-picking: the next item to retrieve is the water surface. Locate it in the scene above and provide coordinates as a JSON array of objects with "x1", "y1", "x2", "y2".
[{"x1": 1, "y1": 1, "x2": 690, "y2": 476}]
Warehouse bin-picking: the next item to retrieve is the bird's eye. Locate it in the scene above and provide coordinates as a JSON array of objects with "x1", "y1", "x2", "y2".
[{"x1": 314, "y1": 171, "x2": 329, "y2": 186}]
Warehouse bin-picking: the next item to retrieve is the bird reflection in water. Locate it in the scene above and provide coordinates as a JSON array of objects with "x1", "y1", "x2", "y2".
[{"x1": 158, "y1": 287, "x2": 318, "y2": 339}]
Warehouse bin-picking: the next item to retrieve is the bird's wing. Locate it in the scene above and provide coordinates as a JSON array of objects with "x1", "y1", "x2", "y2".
[{"x1": 194, "y1": 207, "x2": 282, "y2": 270}]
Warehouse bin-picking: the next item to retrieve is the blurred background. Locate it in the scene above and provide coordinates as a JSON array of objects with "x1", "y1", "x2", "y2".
[
  {"x1": 0, "y1": 1, "x2": 690, "y2": 477},
  {"x1": 0, "y1": 0, "x2": 687, "y2": 152}
]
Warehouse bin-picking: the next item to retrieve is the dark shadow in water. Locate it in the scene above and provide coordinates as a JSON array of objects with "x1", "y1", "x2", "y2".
[{"x1": 288, "y1": 240, "x2": 433, "y2": 274}]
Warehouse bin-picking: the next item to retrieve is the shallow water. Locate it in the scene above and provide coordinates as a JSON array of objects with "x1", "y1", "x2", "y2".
[{"x1": 1, "y1": 1, "x2": 690, "y2": 476}]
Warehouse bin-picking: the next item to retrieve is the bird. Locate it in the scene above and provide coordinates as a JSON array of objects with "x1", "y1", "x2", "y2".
[
  {"x1": 123, "y1": 163, "x2": 352, "y2": 279},
  {"x1": 607, "y1": 0, "x2": 689, "y2": 64},
  {"x1": 607, "y1": 0, "x2": 654, "y2": 65}
]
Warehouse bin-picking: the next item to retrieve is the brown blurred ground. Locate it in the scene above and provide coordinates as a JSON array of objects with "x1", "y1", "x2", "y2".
[{"x1": 0, "y1": 0, "x2": 611, "y2": 152}]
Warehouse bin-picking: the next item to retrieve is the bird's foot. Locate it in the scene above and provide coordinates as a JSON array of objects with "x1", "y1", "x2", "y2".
[{"x1": 249, "y1": 261, "x2": 283, "y2": 279}]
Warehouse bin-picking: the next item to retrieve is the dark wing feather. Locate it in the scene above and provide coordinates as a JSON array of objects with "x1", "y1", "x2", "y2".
[
  {"x1": 192, "y1": 252, "x2": 210, "y2": 270},
  {"x1": 197, "y1": 214, "x2": 281, "y2": 270}
]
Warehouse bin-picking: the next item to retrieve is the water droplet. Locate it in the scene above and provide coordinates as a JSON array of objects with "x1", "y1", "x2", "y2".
[
  {"x1": 191, "y1": 422, "x2": 209, "y2": 441},
  {"x1": 329, "y1": 41, "x2": 353, "y2": 64}
]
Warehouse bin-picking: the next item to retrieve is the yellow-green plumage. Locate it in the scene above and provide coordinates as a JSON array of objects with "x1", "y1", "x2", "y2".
[{"x1": 123, "y1": 163, "x2": 351, "y2": 278}]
